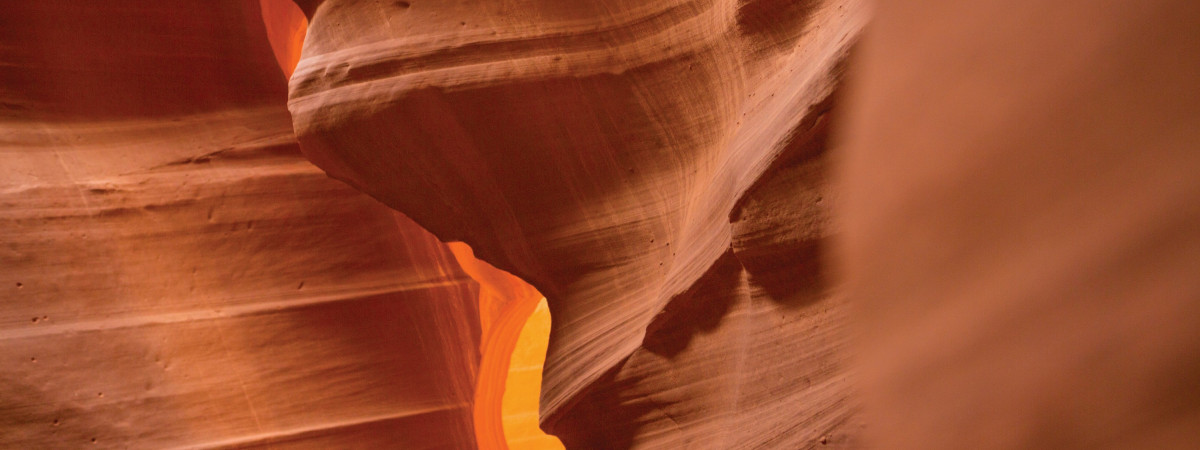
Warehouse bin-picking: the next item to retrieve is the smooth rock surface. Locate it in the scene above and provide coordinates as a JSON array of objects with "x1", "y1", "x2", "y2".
[
  {"x1": 288, "y1": 0, "x2": 867, "y2": 447},
  {"x1": 7, "y1": 0, "x2": 1195, "y2": 448},
  {"x1": 839, "y1": 0, "x2": 1200, "y2": 448},
  {"x1": 1, "y1": 1, "x2": 483, "y2": 447}
]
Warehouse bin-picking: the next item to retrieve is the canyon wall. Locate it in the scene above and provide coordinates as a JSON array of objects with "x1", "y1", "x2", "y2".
[
  {"x1": 0, "y1": 1, "x2": 486, "y2": 447},
  {"x1": 840, "y1": 1, "x2": 1200, "y2": 448},
  {"x1": 9, "y1": 0, "x2": 1192, "y2": 448},
  {"x1": 287, "y1": 0, "x2": 866, "y2": 447}
]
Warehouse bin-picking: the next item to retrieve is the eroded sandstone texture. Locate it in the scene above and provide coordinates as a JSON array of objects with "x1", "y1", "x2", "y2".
[
  {"x1": 288, "y1": 0, "x2": 866, "y2": 447},
  {"x1": 6, "y1": 0, "x2": 1198, "y2": 448},
  {"x1": 1, "y1": 1, "x2": 485, "y2": 447}
]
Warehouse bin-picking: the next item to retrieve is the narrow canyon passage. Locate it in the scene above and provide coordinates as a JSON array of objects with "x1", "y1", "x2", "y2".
[
  {"x1": 1, "y1": 1, "x2": 560, "y2": 447},
  {"x1": 2, "y1": 0, "x2": 860, "y2": 447},
  {"x1": 259, "y1": 2, "x2": 565, "y2": 447},
  {"x1": 282, "y1": 0, "x2": 863, "y2": 447},
  {"x1": 447, "y1": 243, "x2": 564, "y2": 450},
  {"x1": 5, "y1": 0, "x2": 1199, "y2": 448}
]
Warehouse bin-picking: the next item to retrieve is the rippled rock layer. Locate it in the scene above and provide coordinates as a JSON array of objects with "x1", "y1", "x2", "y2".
[
  {"x1": 1, "y1": 1, "x2": 493, "y2": 447},
  {"x1": 288, "y1": 0, "x2": 867, "y2": 447}
]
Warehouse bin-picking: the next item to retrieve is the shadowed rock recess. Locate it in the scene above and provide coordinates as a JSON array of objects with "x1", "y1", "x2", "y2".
[
  {"x1": 6, "y1": 0, "x2": 1199, "y2": 448},
  {"x1": 1, "y1": 1, "x2": 552, "y2": 448},
  {"x1": 1, "y1": 0, "x2": 865, "y2": 447},
  {"x1": 288, "y1": 0, "x2": 866, "y2": 447}
]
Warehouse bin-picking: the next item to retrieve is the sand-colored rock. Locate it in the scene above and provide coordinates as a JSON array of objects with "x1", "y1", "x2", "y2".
[
  {"x1": 0, "y1": 1, "x2": 484, "y2": 447},
  {"x1": 13, "y1": 0, "x2": 1193, "y2": 447},
  {"x1": 288, "y1": 0, "x2": 867, "y2": 446},
  {"x1": 838, "y1": 1, "x2": 1200, "y2": 448},
  {"x1": 6, "y1": 0, "x2": 1197, "y2": 447}
]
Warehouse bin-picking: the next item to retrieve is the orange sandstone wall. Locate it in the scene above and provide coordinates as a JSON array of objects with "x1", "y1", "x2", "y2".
[
  {"x1": 0, "y1": 1, "x2": 483, "y2": 447},
  {"x1": 6, "y1": 0, "x2": 1191, "y2": 448},
  {"x1": 287, "y1": 0, "x2": 867, "y2": 447},
  {"x1": 260, "y1": 0, "x2": 309, "y2": 79},
  {"x1": 448, "y1": 243, "x2": 564, "y2": 450},
  {"x1": 257, "y1": 1, "x2": 563, "y2": 446},
  {"x1": 839, "y1": 0, "x2": 1200, "y2": 448}
]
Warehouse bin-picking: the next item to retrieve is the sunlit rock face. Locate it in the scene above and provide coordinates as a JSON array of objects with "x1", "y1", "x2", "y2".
[
  {"x1": 288, "y1": 0, "x2": 867, "y2": 447},
  {"x1": 7, "y1": 0, "x2": 1192, "y2": 448},
  {"x1": 258, "y1": 2, "x2": 563, "y2": 447},
  {"x1": 0, "y1": 1, "x2": 483, "y2": 447},
  {"x1": 260, "y1": 0, "x2": 309, "y2": 79},
  {"x1": 447, "y1": 243, "x2": 564, "y2": 450}
]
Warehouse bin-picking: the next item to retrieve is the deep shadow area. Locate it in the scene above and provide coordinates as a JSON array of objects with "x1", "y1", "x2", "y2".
[
  {"x1": 541, "y1": 357, "x2": 657, "y2": 450},
  {"x1": 642, "y1": 251, "x2": 743, "y2": 358}
]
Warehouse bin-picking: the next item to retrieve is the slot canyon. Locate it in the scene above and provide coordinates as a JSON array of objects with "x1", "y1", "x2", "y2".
[{"x1": 1, "y1": 0, "x2": 1197, "y2": 449}]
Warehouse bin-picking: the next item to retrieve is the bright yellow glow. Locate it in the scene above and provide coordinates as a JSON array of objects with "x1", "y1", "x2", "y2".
[
  {"x1": 257, "y1": 4, "x2": 559, "y2": 446},
  {"x1": 500, "y1": 298, "x2": 562, "y2": 449},
  {"x1": 447, "y1": 243, "x2": 563, "y2": 450}
]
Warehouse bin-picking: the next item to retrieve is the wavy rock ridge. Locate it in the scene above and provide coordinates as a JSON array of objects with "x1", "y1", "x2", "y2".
[
  {"x1": 6, "y1": 0, "x2": 1199, "y2": 448},
  {"x1": 288, "y1": 0, "x2": 867, "y2": 447},
  {"x1": 1, "y1": 1, "x2": 552, "y2": 447}
]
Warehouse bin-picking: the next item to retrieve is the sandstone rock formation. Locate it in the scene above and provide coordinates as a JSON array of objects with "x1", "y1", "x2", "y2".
[
  {"x1": 287, "y1": 0, "x2": 866, "y2": 447},
  {"x1": 1, "y1": 1, "x2": 548, "y2": 447},
  {"x1": 839, "y1": 1, "x2": 1200, "y2": 448},
  {"x1": 9, "y1": 0, "x2": 1193, "y2": 448}
]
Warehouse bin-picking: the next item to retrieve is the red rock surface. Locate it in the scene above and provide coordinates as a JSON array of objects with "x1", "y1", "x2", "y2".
[
  {"x1": 839, "y1": 1, "x2": 1200, "y2": 448},
  {"x1": 1, "y1": 1, "x2": 483, "y2": 447},
  {"x1": 6, "y1": 0, "x2": 1197, "y2": 448},
  {"x1": 287, "y1": 0, "x2": 866, "y2": 447}
]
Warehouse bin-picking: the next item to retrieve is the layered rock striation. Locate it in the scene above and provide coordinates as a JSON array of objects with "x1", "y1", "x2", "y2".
[
  {"x1": 7, "y1": 0, "x2": 1193, "y2": 448},
  {"x1": 1, "y1": 1, "x2": 487, "y2": 447},
  {"x1": 288, "y1": 0, "x2": 867, "y2": 447}
]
